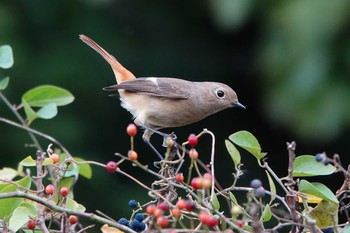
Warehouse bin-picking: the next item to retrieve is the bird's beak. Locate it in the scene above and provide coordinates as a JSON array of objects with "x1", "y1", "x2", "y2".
[{"x1": 233, "y1": 101, "x2": 246, "y2": 109}]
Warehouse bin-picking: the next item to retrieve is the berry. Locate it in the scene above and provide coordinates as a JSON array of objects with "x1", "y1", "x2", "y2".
[
  {"x1": 138, "y1": 222, "x2": 146, "y2": 231},
  {"x1": 126, "y1": 124, "x2": 137, "y2": 137},
  {"x1": 236, "y1": 219, "x2": 244, "y2": 228},
  {"x1": 199, "y1": 211, "x2": 211, "y2": 225},
  {"x1": 231, "y1": 205, "x2": 242, "y2": 216},
  {"x1": 128, "y1": 200, "x2": 138, "y2": 208},
  {"x1": 129, "y1": 219, "x2": 140, "y2": 230},
  {"x1": 51, "y1": 153, "x2": 60, "y2": 164},
  {"x1": 69, "y1": 215, "x2": 78, "y2": 224},
  {"x1": 207, "y1": 217, "x2": 219, "y2": 227},
  {"x1": 134, "y1": 213, "x2": 144, "y2": 222},
  {"x1": 202, "y1": 174, "x2": 212, "y2": 189},
  {"x1": 171, "y1": 207, "x2": 181, "y2": 218},
  {"x1": 106, "y1": 161, "x2": 118, "y2": 173},
  {"x1": 250, "y1": 179, "x2": 262, "y2": 189},
  {"x1": 176, "y1": 199, "x2": 187, "y2": 209},
  {"x1": 175, "y1": 173, "x2": 184, "y2": 183},
  {"x1": 185, "y1": 201, "x2": 195, "y2": 211},
  {"x1": 255, "y1": 187, "x2": 266, "y2": 198},
  {"x1": 315, "y1": 153, "x2": 323, "y2": 162},
  {"x1": 128, "y1": 150, "x2": 138, "y2": 160},
  {"x1": 146, "y1": 204, "x2": 157, "y2": 215},
  {"x1": 118, "y1": 217, "x2": 129, "y2": 226},
  {"x1": 188, "y1": 134, "x2": 198, "y2": 147},
  {"x1": 156, "y1": 217, "x2": 169, "y2": 228},
  {"x1": 157, "y1": 202, "x2": 168, "y2": 211},
  {"x1": 60, "y1": 187, "x2": 69, "y2": 197},
  {"x1": 45, "y1": 184, "x2": 54, "y2": 195},
  {"x1": 27, "y1": 219, "x2": 36, "y2": 229},
  {"x1": 153, "y1": 208, "x2": 164, "y2": 218},
  {"x1": 203, "y1": 173, "x2": 212, "y2": 180},
  {"x1": 191, "y1": 177, "x2": 203, "y2": 189},
  {"x1": 189, "y1": 148, "x2": 198, "y2": 160}
]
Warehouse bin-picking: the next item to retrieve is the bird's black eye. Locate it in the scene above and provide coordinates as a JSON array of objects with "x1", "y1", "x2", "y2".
[{"x1": 215, "y1": 90, "x2": 225, "y2": 98}]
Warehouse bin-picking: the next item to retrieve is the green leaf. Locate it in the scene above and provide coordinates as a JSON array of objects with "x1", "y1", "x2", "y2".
[
  {"x1": 229, "y1": 192, "x2": 238, "y2": 205},
  {"x1": 9, "y1": 204, "x2": 37, "y2": 232},
  {"x1": 0, "y1": 77, "x2": 9, "y2": 90},
  {"x1": 0, "y1": 184, "x2": 22, "y2": 218},
  {"x1": 22, "y1": 85, "x2": 74, "y2": 107},
  {"x1": 299, "y1": 180, "x2": 338, "y2": 203},
  {"x1": 266, "y1": 171, "x2": 276, "y2": 203},
  {"x1": 225, "y1": 139, "x2": 241, "y2": 168},
  {"x1": 74, "y1": 157, "x2": 92, "y2": 179},
  {"x1": 211, "y1": 193, "x2": 220, "y2": 211},
  {"x1": 293, "y1": 155, "x2": 336, "y2": 177},
  {"x1": 66, "y1": 197, "x2": 86, "y2": 212},
  {"x1": 0, "y1": 45, "x2": 14, "y2": 69},
  {"x1": 36, "y1": 103, "x2": 58, "y2": 119},
  {"x1": 22, "y1": 101, "x2": 38, "y2": 124},
  {"x1": 229, "y1": 131, "x2": 267, "y2": 160},
  {"x1": 261, "y1": 204, "x2": 272, "y2": 222},
  {"x1": 0, "y1": 167, "x2": 17, "y2": 181},
  {"x1": 16, "y1": 176, "x2": 31, "y2": 190},
  {"x1": 309, "y1": 200, "x2": 338, "y2": 228},
  {"x1": 42, "y1": 158, "x2": 54, "y2": 166},
  {"x1": 20, "y1": 156, "x2": 36, "y2": 167}
]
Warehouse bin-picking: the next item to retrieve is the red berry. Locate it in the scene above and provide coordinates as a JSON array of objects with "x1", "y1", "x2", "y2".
[
  {"x1": 69, "y1": 215, "x2": 78, "y2": 224},
  {"x1": 27, "y1": 219, "x2": 36, "y2": 229},
  {"x1": 207, "y1": 217, "x2": 219, "y2": 227},
  {"x1": 175, "y1": 173, "x2": 184, "y2": 183},
  {"x1": 60, "y1": 187, "x2": 69, "y2": 197},
  {"x1": 51, "y1": 153, "x2": 60, "y2": 164},
  {"x1": 146, "y1": 204, "x2": 157, "y2": 215},
  {"x1": 199, "y1": 211, "x2": 211, "y2": 225},
  {"x1": 153, "y1": 208, "x2": 164, "y2": 218},
  {"x1": 176, "y1": 199, "x2": 187, "y2": 209},
  {"x1": 203, "y1": 173, "x2": 212, "y2": 180},
  {"x1": 188, "y1": 134, "x2": 198, "y2": 147},
  {"x1": 189, "y1": 148, "x2": 198, "y2": 160},
  {"x1": 157, "y1": 202, "x2": 168, "y2": 211},
  {"x1": 185, "y1": 201, "x2": 195, "y2": 211},
  {"x1": 156, "y1": 217, "x2": 169, "y2": 228},
  {"x1": 128, "y1": 150, "x2": 138, "y2": 160},
  {"x1": 191, "y1": 177, "x2": 203, "y2": 189},
  {"x1": 45, "y1": 184, "x2": 54, "y2": 195},
  {"x1": 236, "y1": 219, "x2": 244, "y2": 228},
  {"x1": 126, "y1": 124, "x2": 137, "y2": 137},
  {"x1": 106, "y1": 161, "x2": 118, "y2": 173},
  {"x1": 171, "y1": 208, "x2": 181, "y2": 218}
]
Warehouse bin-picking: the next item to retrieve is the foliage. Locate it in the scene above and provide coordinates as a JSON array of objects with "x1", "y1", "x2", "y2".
[{"x1": 1, "y1": 44, "x2": 350, "y2": 233}]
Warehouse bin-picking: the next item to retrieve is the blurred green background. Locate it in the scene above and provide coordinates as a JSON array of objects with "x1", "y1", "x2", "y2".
[{"x1": 1, "y1": 0, "x2": 350, "y2": 230}]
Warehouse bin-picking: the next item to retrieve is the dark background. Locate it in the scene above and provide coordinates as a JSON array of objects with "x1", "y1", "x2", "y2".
[{"x1": 1, "y1": 0, "x2": 350, "y2": 231}]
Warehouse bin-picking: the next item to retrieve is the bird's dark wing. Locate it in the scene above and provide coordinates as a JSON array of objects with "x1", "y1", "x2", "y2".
[{"x1": 103, "y1": 78, "x2": 190, "y2": 99}]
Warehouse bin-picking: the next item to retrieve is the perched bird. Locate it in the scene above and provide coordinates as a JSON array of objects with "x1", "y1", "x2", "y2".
[{"x1": 80, "y1": 34, "x2": 245, "y2": 157}]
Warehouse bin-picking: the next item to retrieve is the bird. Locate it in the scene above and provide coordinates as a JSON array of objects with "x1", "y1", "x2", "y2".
[{"x1": 79, "y1": 34, "x2": 245, "y2": 158}]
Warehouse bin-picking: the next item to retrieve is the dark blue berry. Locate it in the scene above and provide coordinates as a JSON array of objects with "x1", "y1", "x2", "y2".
[
  {"x1": 129, "y1": 219, "x2": 140, "y2": 231},
  {"x1": 128, "y1": 200, "x2": 138, "y2": 208},
  {"x1": 118, "y1": 217, "x2": 129, "y2": 226},
  {"x1": 250, "y1": 179, "x2": 262, "y2": 189},
  {"x1": 255, "y1": 187, "x2": 266, "y2": 198},
  {"x1": 322, "y1": 228, "x2": 334, "y2": 233},
  {"x1": 134, "y1": 213, "x2": 144, "y2": 222},
  {"x1": 315, "y1": 153, "x2": 324, "y2": 162},
  {"x1": 138, "y1": 221, "x2": 146, "y2": 231}
]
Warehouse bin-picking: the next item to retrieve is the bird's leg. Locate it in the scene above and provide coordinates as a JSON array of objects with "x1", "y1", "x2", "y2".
[{"x1": 141, "y1": 129, "x2": 165, "y2": 161}]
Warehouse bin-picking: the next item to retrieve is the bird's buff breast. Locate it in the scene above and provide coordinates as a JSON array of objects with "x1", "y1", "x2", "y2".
[{"x1": 119, "y1": 92, "x2": 208, "y2": 129}]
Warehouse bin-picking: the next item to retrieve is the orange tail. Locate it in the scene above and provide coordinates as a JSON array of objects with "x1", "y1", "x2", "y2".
[{"x1": 79, "y1": 34, "x2": 135, "y2": 84}]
